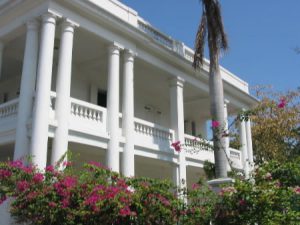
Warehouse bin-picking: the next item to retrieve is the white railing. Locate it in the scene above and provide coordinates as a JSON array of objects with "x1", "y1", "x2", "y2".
[
  {"x1": 134, "y1": 118, "x2": 173, "y2": 141},
  {"x1": 229, "y1": 148, "x2": 241, "y2": 160},
  {"x1": 138, "y1": 18, "x2": 191, "y2": 61},
  {"x1": 70, "y1": 98, "x2": 105, "y2": 123},
  {"x1": 0, "y1": 98, "x2": 19, "y2": 119},
  {"x1": 49, "y1": 92, "x2": 107, "y2": 133},
  {"x1": 184, "y1": 134, "x2": 213, "y2": 152},
  {"x1": 134, "y1": 118, "x2": 174, "y2": 151}
]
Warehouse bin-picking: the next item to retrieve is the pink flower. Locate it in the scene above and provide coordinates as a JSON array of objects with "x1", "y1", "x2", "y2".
[
  {"x1": 9, "y1": 160, "x2": 23, "y2": 168},
  {"x1": 61, "y1": 198, "x2": 69, "y2": 208},
  {"x1": 119, "y1": 206, "x2": 132, "y2": 217},
  {"x1": 293, "y1": 186, "x2": 300, "y2": 195},
  {"x1": 45, "y1": 165, "x2": 55, "y2": 173},
  {"x1": 192, "y1": 183, "x2": 200, "y2": 190},
  {"x1": 171, "y1": 141, "x2": 181, "y2": 152},
  {"x1": 278, "y1": 98, "x2": 287, "y2": 108},
  {"x1": 33, "y1": 173, "x2": 44, "y2": 183},
  {"x1": 48, "y1": 202, "x2": 57, "y2": 208},
  {"x1": 212, "y1": 120, "x2": 220, "y2": 128},
  {"x1": 62, "y1": 176, "x2": 77, "y2": 188},
  {"x1": 239, "y1": 199, "x2": 246, "y2": 206},
  {"x1": 17, "y1": 180, "x2": 30, "y2": 192},
  {"x1": 219, "y1": 186, "x2": 237, "y2": 196},
  {"x1": 0, "y1": 169, "x2": 12, "y2": 178}
]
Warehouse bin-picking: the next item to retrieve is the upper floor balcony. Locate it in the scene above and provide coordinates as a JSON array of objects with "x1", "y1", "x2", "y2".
[{"x1": 0, "y1": 92, "x2": 243, "y2": 170}]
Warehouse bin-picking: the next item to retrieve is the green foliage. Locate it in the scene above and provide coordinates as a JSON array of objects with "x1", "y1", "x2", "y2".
[
  {"x1": 203, "y1": 160, "x2": 216, "y2": 179},
  {"x1": 1, "y1": 157, "x2": 299, "y2": 225},
  {"x1": 251, "y1": 88, "x2": 300, "y2": 163},
  {"x1": 214, "y1": 157, "x2": 300, "y2": 225}
]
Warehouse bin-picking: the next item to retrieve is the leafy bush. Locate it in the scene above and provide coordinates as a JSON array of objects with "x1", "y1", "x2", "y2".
[
  {"x1": 214, "y1": 157, "x2": 300, "y2": 225},
  {"x1": 1, "y1": 157, "x2": 299, "y2": 225}
]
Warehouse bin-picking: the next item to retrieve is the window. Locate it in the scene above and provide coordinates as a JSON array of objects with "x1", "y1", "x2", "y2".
[{"x1": 97, "y1": 90, "x2": 107, "y2": 107}]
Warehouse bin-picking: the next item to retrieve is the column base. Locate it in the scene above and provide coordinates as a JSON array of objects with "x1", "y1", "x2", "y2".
[{"x1": 207, "y1": 177, "x2": 235, "y2": 193}]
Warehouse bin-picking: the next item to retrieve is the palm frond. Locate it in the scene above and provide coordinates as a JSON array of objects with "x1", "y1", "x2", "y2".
[
  {"x1": 193, "y1": 0, "x2": 228, "y2": 68},
  {"x1": 193, "y1": 10, "x2": 207, "y2": 69}
]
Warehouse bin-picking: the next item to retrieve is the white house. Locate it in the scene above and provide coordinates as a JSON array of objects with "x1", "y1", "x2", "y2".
[{"x1": 0, "y1": 0, "x2": 257, "y2": 194}]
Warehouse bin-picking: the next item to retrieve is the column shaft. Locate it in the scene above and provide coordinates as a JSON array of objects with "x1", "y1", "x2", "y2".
[
  {"x1": 121, "y1": 50, "x2": 135, "y2": 177},
  {"x1": 0, "y1": 42, "x2": 3, "y2": 79},
  {"x1": 246, "y1": 119, "x2": 254, "y2": 168},
  {"x1": 51, "y1": 20, "x2": 77, "y2": 165},
  {"x1": 14, "y1": 20, "x2": 39, "y2": 160},
  {"x1": 30, "y1": 13, "x2": 57, "y2": 169},
  {"x1": 239, "y1": 119, "x2": 249, "y2": 178},
  {"x1": 106, "y1": 43, "x2": 121, "y2": 172},
  {"x1": 170, "y1": 77, "x2": 186, "y2": 188},
  {"x1": 224, "y1": 102, "x2": 230, "y2": 170}
]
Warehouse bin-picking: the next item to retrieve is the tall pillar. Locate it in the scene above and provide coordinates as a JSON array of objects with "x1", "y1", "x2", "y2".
[
  {"x1": 239, "y1": 117, "x2": 249, "y2": 178},
  {"x1": 14, "y1": 20, "x2": 39, "y2": 160},
  {"x1": 224, "y1": 100, "x2": 230, "y2": 170},
  {"x1": 51, "y1": 19, "x2": 78, "y2": 165},
  {"x1": 0, "y1": 41, "x2": 4, "y2": 79},
  {"x1": 245, "y1": 118, "x2": 254, "y2": 170},
  {"x1": 30, "y1": 12, "x2": 58, "y2": 169},
  {"x1": 170, "y1": 77, "x2": 186, "y2": 188},
  {"x1": 121, "y1": 49, "x2": 135, "y2": 177},
  {"x1": 106, "y1": 42, "x2": 122, "y2": 173}
]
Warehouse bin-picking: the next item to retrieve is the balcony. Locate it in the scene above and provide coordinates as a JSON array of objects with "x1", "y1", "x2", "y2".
[{"x1": 0, "y1": 93, "x2": 243, "y2": 170}]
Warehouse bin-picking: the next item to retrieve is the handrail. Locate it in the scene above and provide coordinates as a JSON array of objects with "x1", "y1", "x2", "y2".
[
  {"x1": 0, "y1": 98, "x2": 19, "y2": 118},
  {"x1": 134, "y1": 117, "x2": 174, "y2": 141}
]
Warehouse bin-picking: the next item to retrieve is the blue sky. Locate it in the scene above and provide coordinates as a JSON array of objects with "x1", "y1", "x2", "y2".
[{"x1": 122, "y1": 0, "x2": 300, "y2": 93}]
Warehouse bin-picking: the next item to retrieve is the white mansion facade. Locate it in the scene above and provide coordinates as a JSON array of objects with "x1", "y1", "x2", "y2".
[{"x1": 0, "y1": 0, "x2": 257, "y2": 190}]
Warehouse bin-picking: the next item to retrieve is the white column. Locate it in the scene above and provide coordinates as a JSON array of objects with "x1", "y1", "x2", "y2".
[
  {"x1": 239, "y1": 118, "x2": 249, "y2": 178},
  {"x1": 51, "y1": 19, "x2": 78, "y2": 165},
  {"x1": 30, "y1": 13, "x2": 57, "y2": 169},
  {"x1": 121, "y1": 49, "x2": 135, "y2": 177},
  {"x1": 224, "y1": 100, "x2": 230, "y2": 170},
  {"x1": 0, "y1": 42, "x2": 4, "y2": 79},
  {"x1": 106, "y1": 42, "x2": 122, "y2": 173},
  {"x1": 170, "y1": 77, "x2": 186, "y2": 188},
  {"x1": 14, "y1": 20, "x2": 39, "y2": 160},
  {"x1": 246, "y1": 118, "x2": 254, "y2": 169}
]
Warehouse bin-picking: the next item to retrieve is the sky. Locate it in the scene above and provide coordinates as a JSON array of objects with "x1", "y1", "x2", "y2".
[{"x1": 122, "y1": 0, "x2": 300, "y2": 93}]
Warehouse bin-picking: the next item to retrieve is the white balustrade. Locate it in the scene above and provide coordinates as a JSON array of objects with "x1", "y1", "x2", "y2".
[
  {"x1": 184, "y1": 134, "x2": 213, "y2": 152},
  {"x1": 229, "y1": 148, "x2": 241, "y2": 159},
  {"x1": 0, "y1": 99, "x2": 19, "y2": 119},
  {"x1": 71, "y1": 99, "x2": 104, "y2": 123},
  {"x1": 138, "y1": 19, "x2": 173, "y2": 50},
  {"x1": 134, "y1": 118, "x2": 173, "y2": 141},
  {"x1": 48, "y1": 92, "x2": 106, "y2": 134},
  {"x1": 134, "y1": 118, "x2": 174, "y2": 151}
]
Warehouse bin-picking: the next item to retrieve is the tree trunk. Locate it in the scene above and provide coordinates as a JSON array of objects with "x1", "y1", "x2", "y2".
[{"x1": 208, "y1": 44, "x2": 228, "y2": 178}]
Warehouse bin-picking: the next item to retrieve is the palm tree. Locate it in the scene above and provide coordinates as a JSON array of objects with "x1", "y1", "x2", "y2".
[{"x1": 193, "y1": 0, "x2": 228, "y2": 178}]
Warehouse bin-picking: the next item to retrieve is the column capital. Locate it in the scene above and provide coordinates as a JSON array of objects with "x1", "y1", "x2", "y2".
[
  {"x1": 169, "y1": 76, "x2": 185, "y2": 88},
  {"x1": 124, "y1": 48, "x2": 137, "y2": 57},
  {"x1": 61, "y1": 18, "x2": 80, "y2": 30},
  {"x1": 224, "y1": 99, "x2": 230, "y2": 105},
  {"x1": 108, "y1": 42, "x2": 123, "y2": 54},
  {"x1": 25, "y1": 19, "x2": 39, "y2": 31},
  {"x1": 41, "y1": 10, "x2": 61, "y2": 24}
]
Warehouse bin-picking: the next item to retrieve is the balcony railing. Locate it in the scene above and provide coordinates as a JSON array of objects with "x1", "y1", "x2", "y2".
[
  {"x1": 0, "y1": 99, "x2": 19, "y2": 119},
  {"x1": 134, "y1": 117, "x2": 174, "y2": 152}
]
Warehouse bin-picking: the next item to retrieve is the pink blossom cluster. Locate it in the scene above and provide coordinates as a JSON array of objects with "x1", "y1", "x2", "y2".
[
  {"x1": 171, "y1": 141, "x2": 181, "y2": 152},
  {"x1": 277, "y1": 97, "x2": 287, "y2": 108},
  {"x1": 219, "y1": 186, "x2": 237, "y2": 196}
]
